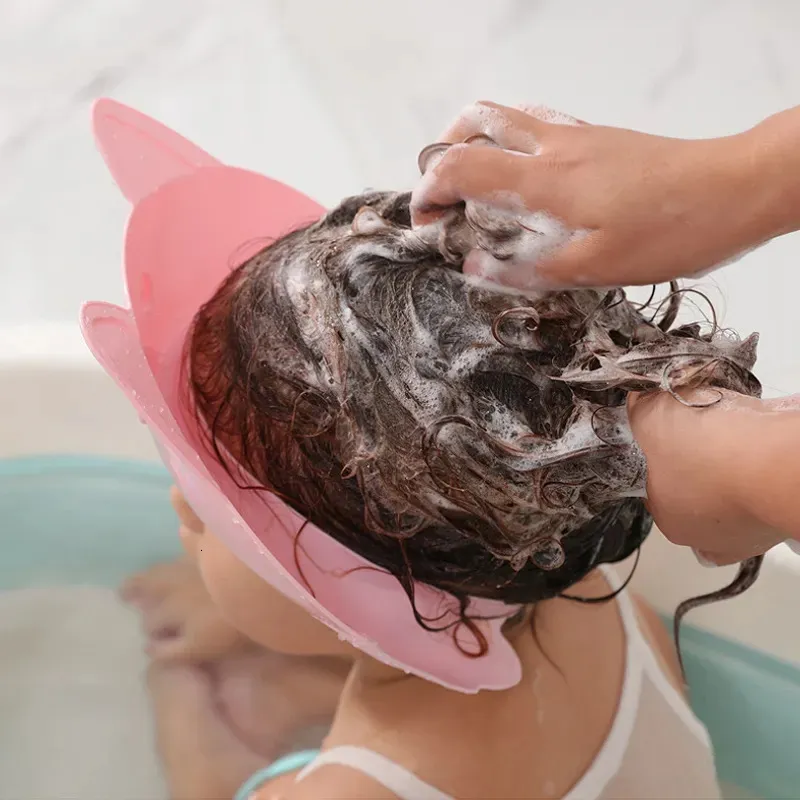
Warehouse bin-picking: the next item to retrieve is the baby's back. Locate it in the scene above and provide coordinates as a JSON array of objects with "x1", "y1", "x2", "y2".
[{"x1": 260, "y1": 568, "x2": 720, "y2": 799}]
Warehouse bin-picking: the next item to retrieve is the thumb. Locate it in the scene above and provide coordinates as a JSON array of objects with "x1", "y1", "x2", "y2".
[
  {"x1": 462, "y1": 230, "x2": 609, "y2": 292},
  {"x1": 531, "y1": 230, "x2": 612, "y2": 289}
]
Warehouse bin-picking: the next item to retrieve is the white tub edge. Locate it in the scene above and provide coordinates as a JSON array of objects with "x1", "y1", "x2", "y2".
[{"x1": 0, "y1": 323, "x2": 158, "y2": 461}]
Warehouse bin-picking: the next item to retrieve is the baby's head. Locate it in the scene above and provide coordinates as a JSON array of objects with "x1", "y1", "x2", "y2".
[{"x1": 182, "y1": 190, "x2": 759, "y2": 655}]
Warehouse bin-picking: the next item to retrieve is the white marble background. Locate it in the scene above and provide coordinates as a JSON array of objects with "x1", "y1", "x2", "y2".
[
  {"x1": 2, "y1": 0, "x2": 800, "y2": 395},
  {"x1": 1, "y1": 6, "x2": 800, "y2": 796}
]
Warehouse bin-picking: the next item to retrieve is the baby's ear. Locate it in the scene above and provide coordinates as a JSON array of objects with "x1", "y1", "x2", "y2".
[
  {"x1": 170, "y1": 486, "x2": 204, "y2": 533},
  {"x1": 92, "y1": 98, "x2": 220, "y2": 203},
  {"x1": 352, "y1": 206, "x2": 391, "y2": 235}
]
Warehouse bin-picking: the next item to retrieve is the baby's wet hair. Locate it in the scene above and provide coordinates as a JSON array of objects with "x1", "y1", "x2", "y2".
[{"x1": 186, "y1": 191, "x2": 760, "y2": 652}]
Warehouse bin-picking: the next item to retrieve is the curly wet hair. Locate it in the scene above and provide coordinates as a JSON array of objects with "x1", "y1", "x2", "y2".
[{"x1": 186, "y1": 190, "x2": 760, "y2": 627}]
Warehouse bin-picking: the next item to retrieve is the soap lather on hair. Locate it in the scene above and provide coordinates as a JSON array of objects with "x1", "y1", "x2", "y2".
[{"x1": 188, "y1": 187, "x2": 762, "y2": 662}]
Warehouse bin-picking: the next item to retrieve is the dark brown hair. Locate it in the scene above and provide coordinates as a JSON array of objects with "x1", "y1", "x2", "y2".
[{"x1": 186, "y1": 191, "x2": 760, "y2": 640}]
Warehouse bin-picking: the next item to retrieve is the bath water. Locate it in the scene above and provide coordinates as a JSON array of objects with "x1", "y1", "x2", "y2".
[{"x1": 0, "y1": 584, "x2": 166, "y2": 800}]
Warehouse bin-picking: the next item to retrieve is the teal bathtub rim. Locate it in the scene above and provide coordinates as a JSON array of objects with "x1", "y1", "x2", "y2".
[
  {"x1": 2, "y1": 455, "x2": 800, "y2": 796},
  {"x1": 0, "y1": 454, "x2": 180, "y2": 590},
  {"x1": 0, "y1": 453, "x2": 169, "y2": 479}
]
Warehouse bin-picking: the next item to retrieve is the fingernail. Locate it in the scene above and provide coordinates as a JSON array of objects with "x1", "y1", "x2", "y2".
[
  {"x1": 417, "y1": 142, "x2": 450, "y2": 175},
  {"x1": 463, "y1": 133, "x2": 498, "y2": 146},
  {"x1": 692, "y1": 550, "x2": 720, "y2": 568}
]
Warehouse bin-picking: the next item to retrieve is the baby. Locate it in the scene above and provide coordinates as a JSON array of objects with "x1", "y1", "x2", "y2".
[
  {"x1": 123, "y1": 188, "x2": 761, "y2": 799},
  {"x1": 123, "y1": 496, "x2": 350, "y2": 799}
]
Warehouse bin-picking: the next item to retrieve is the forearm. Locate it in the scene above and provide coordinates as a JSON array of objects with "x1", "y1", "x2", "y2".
[
  {"x1": 629, "y1": 390, "x2": 800, "y2": 561},
  {"x1": 739, "y1": 105, "x2": 800, "y2": 241},
  {"x1": 735, "y1": 402, "x2": 800, "y2": 543}
]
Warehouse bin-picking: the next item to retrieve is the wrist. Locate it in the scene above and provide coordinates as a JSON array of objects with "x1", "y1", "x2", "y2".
[
  {"x1": 735, "y1": 107, "x2": 800, "y2": 240},
  {"x1": 712, "y1": 399, "x2": 768, "y2": 521},
  {"x1": 628, "y1": 389, "x2": 743, "y2": 502},
  {"x1": 690, "y1": 395, "x2": 758, "y2": 517},
  {"x1": 629, "y1": 390, "x2": 761, "y2": 520},
  {"x1": 733, "y1": 396, "x2": 800, "y2": 541}
]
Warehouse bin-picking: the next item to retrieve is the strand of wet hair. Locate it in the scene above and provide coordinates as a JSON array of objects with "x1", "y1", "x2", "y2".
[
  {"x1": 559, "y1": 547, "x2": 641, "y2": 605},
  {"x1": 672, "y1": 555, "x2": 764, "y2": 681},
  {"x1": 649, "y1": 283, "x2": 718, "y2": 335}
]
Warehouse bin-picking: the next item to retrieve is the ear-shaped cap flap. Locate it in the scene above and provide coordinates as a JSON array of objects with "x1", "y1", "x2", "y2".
[{"x1": 93, "y1": 98, "x2": 221, "y2": 203}]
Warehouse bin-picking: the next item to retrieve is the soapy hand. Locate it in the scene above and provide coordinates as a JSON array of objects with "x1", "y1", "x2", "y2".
[
  {"x1": 628, "y1": 390, "x2": 795, "y2": 565},
  {"x1": 411, "y1": 101, "x2": 787, "y2": 290}
]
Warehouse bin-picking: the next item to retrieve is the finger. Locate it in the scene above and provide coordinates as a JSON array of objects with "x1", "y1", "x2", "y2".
[
  {"x1": 461, "y1": 250, "x2": 557, "y2": 293},
  {"x1": 526, "y1": 230, "x2": 619, "y2": 289},
  {"x1": 538, "y1": 233, "x2": 709, "y2": 289},
  {"x1": 462, "y1": 230, "x2": 608, "y2": 291},
  {"x1": 411, "y1": 143, "x2": 547, "y2": 226},
  {"x1": 437, "y1": 100, "x2": 552, "y2": 154},
  {"x1": 517, "y1": 104, "x2": 586, "y2": 127}
]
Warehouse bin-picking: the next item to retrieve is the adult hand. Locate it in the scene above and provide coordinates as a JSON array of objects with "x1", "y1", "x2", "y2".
[
  {"x1": 411, "y1": 101, "x2": 800, "y2": 290},
  {"x1": 628, "y1": 390, "x2": 800, "y2": 565}
]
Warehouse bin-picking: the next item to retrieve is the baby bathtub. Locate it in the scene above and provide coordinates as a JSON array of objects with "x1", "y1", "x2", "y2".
[{"x1": 1, "y1": 323, "x2": 800, "y2": 798}]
